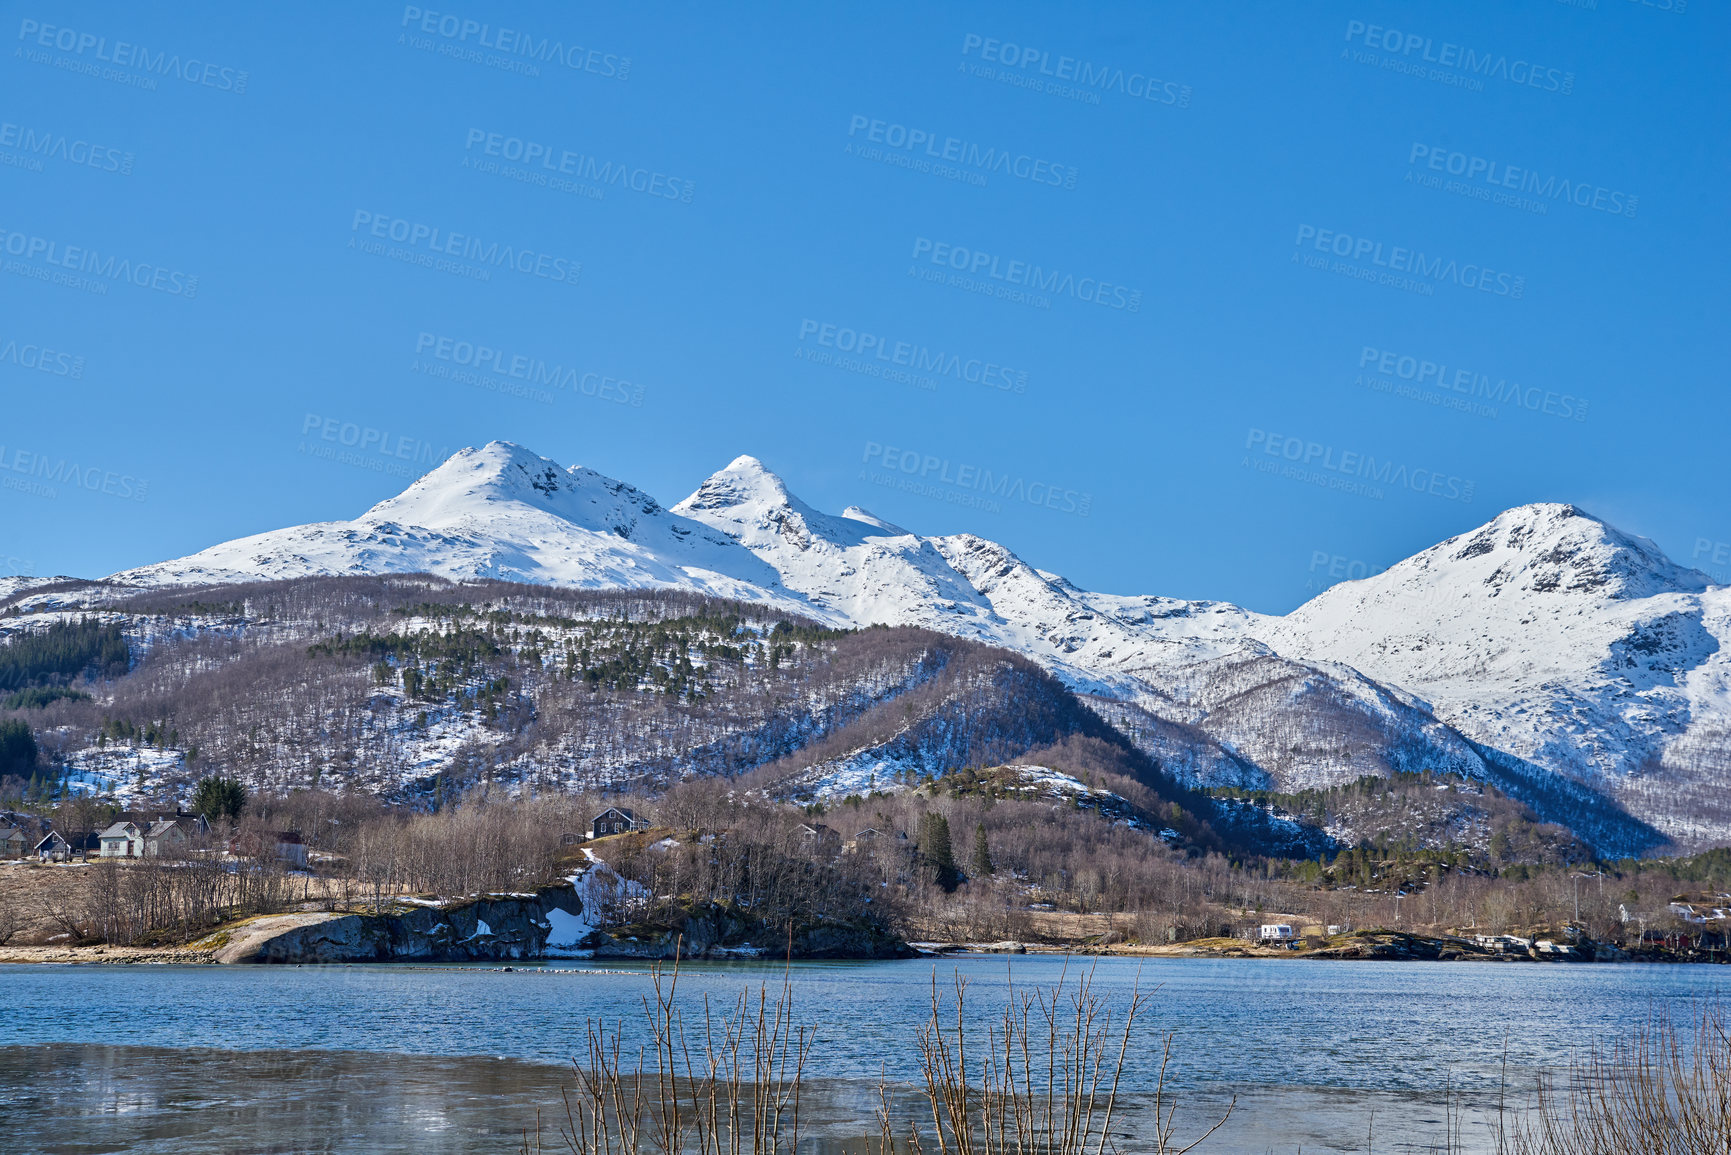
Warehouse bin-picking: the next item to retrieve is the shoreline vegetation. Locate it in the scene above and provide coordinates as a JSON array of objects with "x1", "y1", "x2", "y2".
[
  {"x1": 0, "y1": 922, "x2": 1719, "y2": 967},
  {"x1": 1, "y1": 850, "x2": 1727, "y2": 967},
  {"x1": 2, "y1": 783, "x2": 1726, "y2": 968},
  {"x1": 522, "y1": 957, "x2": 1238, "y2": 1155},
  {"x1": 513, "y1": 956, "x2": 1730, "y2": 1155}
]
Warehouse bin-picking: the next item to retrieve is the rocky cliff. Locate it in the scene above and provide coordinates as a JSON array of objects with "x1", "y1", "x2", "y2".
[
  {"x1": 216, "y1": 886, "x2": 913, "y2": 964},
  {"x1": 582, "y1": 902, "x2": 915, "y2": 960},
  {"x1": 219, "y1": 886, "x2": 587, "y2": 964}
]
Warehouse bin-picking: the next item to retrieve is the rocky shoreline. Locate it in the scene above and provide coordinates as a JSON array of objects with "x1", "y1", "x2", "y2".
[
  {"x1": 918, "y1": 928, "x2": 1731, "y2": 964},
  {"x1": 0, "y1": 881, "x2": 913, "y2": 965},
  {"x1": 2, "y1": 915, "x2": 1717, "y2": 968}
]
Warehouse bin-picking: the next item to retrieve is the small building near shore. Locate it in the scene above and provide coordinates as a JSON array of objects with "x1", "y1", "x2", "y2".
[
  {"x1": 98, "y1": 817, "x2": 204, "y2": 859},
  {"x1": 34, "y1": 830, "x2": 70, "y2": 862},
  {"x1": 273, "y1": 831, "x2": 308, "y2": 868},
  {"x1": 35, "y1": 829, "x2": 98, "y2": 862},
  {"x1": 114, "y1": 811, "x2": 210, "y2": 839},
  {"x1": 95, "y1": 813, "x2": 210, "y2": 859},
  {"x1": 1258, "y1": 924, "x2": 1296, "y2": 942},
  {"x1": 1668, "y1": 896, "x2": 1731, "y2": 925},
  {"x1": 1471, "y1": 934, "x2": 1531, "y2": 954}
]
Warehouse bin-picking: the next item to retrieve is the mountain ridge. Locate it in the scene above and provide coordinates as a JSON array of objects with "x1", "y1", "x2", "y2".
[{"x1": 59, "y1": 441, "x2": 1731, "y2": 854}]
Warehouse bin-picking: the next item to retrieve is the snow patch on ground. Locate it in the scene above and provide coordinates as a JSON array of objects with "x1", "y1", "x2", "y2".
[
  {"x1": 61, "y1": 746, "x2": 187, "y2": 807},
  {"x1": 544, "y1": 907, "x2": 591, "y2": 951},
  {"x1": 543, "y1": 859, "x2": 652, "y2": 957},
  {"x1": 804, "y1": 755, "x2": 922, "y2": 800}
]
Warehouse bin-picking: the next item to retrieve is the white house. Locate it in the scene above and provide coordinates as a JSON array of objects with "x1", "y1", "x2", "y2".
[
  {"x1": 98, "y1": 818, "x2": 198, "y2": 859},
  {"x1": 98, "y1": 821, "x2": 146, "y2": 858},
  {"x1": 1259, "y1": 924, "x2": 1296, "y2": 942},
  {"x1": 1669, "y1": 899, "x2": 1730, "y2": 925}
]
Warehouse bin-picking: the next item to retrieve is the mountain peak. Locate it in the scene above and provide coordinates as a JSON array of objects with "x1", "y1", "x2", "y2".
[
  {"x1": 725, "y1": 454, "x2": 771, "y2": 474},
  {"x1": 675, "y1": 454, "x2": 795, "y2": 518},
  {"x1": 1437, "y1": 502, "x2": 1707, "y2": 600},
  {"x1": 361, "y1": 442, "x2": 671, "y2": 528}
]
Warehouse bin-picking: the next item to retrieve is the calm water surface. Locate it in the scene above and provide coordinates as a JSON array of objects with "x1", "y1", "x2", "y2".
[{"x1": 2, "y1": 957, "x2": 1724, "y2": 1154}]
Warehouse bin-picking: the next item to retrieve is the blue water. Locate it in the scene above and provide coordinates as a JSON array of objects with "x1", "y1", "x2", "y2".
[
  {"x1": 3, "y1": 957, "x2": 1724, "y2": 1153},
  {"x1": 5, "y1": 956, "x2": 1725, "y2": 1086}
]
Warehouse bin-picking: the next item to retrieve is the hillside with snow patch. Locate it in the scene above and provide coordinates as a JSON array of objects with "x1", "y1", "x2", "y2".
[{"x1": 60, "y1": 443, "x2": 1731, "y2": 854}]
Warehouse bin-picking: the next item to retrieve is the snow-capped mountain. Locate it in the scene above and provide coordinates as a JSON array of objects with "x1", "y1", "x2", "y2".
[
  {"x1": 1260, "y1": 504, "x2": 1731, "y2": 845},
  {"x1": 110, "y1": 443, "x2": 816, "y2": 617},
  {"x1": 672, "y1": 454, "x2": 1264, "y2": 695},
  {"x1": 89, "y1": 442, "x2": 1730, "y2": 852}
]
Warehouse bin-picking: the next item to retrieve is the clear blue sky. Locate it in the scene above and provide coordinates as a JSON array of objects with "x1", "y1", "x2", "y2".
[{"x1": 3, "y1": 1, "x2": 1726, "y2": 611}]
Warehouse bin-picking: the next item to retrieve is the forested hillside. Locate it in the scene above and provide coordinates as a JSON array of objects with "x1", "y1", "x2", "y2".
[
  {"x1": 0, "y1": 575, "x2": 1252, "y2": 850},
  {"x1": 1, "y1": 572, "x2": 1698, "y2": 874},
  {"x1": 7, "y1": 574, "x2": 1721, "y2": 960}
]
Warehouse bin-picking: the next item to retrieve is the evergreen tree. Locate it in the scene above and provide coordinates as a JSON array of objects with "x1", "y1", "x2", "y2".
[
  {"x1": 0, "y1": 719, "x2": 37, "y2": 778},
  {"x1": 0, "y1": 617, "x2": 128, "y2": 691},
  {"x1": 192, "y1": 776, "x2": 248, "y2": 822},
  {"x1": 917, "y1": 812, "x2": 960, "y2": 891},
  {"x1": 971, "y1": 823, "x2": 994, "y2": 878}
]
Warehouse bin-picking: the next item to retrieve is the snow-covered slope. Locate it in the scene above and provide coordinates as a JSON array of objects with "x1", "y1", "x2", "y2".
[
  {"x1": 1257, "y1": 504, "x2": 1731, "y2": 842},
  {"x1": 671, "y1": 455, "x2": 1262, "y2": 693},
  {"x1": 0, "y1": 575, "x2": 75, "y2": 600},
  {"x1": 94, "y1": 446, "x2": 1731, "y2": 852},
  {"x1": 109, "y1": 442, "x2": 822, "y2": 617},
  {"x1": 672, "y1": 456, "x2": 1010, "y2": 638}
]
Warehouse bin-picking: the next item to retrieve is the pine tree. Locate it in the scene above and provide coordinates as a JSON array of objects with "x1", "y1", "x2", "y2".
[
  {"x1": 917, "y1": 812, "x2": 960, "y2": 891},
  {"x1": 0, "y1": 719, "x2": 37, "y2": 779},
  {"x1": 192, "y1": 776, "x2": 248, "y2": 822},
  {"x1": 971, "y1": 823, "x2": 994, "y2": 878}
]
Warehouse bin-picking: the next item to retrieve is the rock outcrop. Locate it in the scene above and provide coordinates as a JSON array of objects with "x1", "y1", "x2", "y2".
[
  {"x1": 215, "y1": 886, "x2": 914, "y2": 964},
  {"x1": 218, "y1": 886, "x2": 586, "y2": 964},
  {"x1": 585, "y1": 904, "x2": 915, "y2": 960}
]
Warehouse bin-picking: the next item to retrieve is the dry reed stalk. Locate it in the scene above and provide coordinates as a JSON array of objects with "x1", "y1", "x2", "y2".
[
  {"x1": 895, "y1": 961, "x2": 1234, "y2": 1155},
  {"x1": 1500, "y1": 1001, "x2": 1729, "y2": 1155},
  {"x1": 527, "y1": 955, "x2": 1230, "y2": 1155},
  {"x1": 524, "y1": 941, "x2": 813, "y2": 1155}
]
